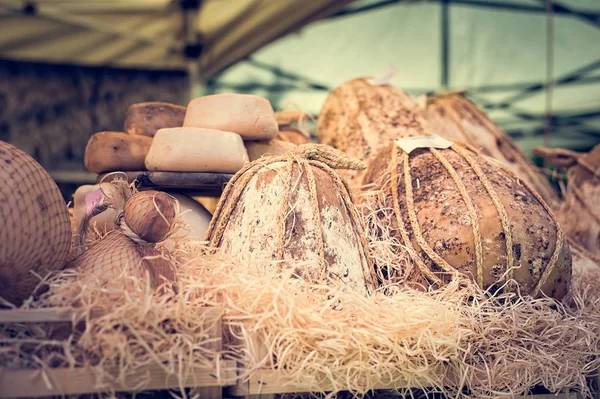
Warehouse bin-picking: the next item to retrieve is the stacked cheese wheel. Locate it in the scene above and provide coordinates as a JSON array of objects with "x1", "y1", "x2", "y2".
[{"x1": 83, "y1": 94, "x2": 302, "y2": 176}]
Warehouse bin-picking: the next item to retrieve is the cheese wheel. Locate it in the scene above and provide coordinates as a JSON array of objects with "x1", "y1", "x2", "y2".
[
  {"x1": 71, "y1": 184, "x2": 118, "y2": 235},
  {"x1": 84, "y1": 132, "x2": 152, "y2": 174},
  {"x1": 277, "y1": 127, "x2": 311, "y2": 145},
  {"x1": 145, "y1": 127, "x2": 249, "y2": 173},
  {"x1": 183, "y1": 94, "x2": 278, "y2": 140},
  {"x1": 124, "y1": 102, "x2": 186, "y2": 138},
  {"x1": 245, "y1": 139, "x2": 296, "y2": 161}
]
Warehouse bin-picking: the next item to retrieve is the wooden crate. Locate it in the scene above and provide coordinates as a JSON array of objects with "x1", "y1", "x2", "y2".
[
  {"x1": 0, "y1": 307, "x2": 591, "y2": 399},
  {"x1": 0, "y1": 307, "x2": 231, "y2": 398}
]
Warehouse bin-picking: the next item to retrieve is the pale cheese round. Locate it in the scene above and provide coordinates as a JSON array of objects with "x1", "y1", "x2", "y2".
[
  {"x1": 145, "y1": 127, "x2": 249, "y2": 173},
  {"x1": 183, "y1": 94, "x2": 278, "y2": 140}
]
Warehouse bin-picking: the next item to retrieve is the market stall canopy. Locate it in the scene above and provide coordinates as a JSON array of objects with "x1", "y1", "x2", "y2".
[
  {"x1": 208, "y1": 0, "x2": 600, "y2": 151},
  {"x1": 0, "y1": 0, "x2": 354, "y2": 74},
  {"x1": 1, "y1": 0, "x2": 599, "y2": 151}
]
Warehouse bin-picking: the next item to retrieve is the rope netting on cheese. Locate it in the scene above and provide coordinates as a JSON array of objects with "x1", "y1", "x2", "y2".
[{"x1": 360, "y1": 141, "x2": 569, "y2": 300}]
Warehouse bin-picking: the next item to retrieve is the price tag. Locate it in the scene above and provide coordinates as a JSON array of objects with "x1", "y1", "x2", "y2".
[
  {"x1": 394, "y1": 134, "x2": 454, "y2": 154},
  {"x1": 85, "y1": 188, "x2": 105, "y2": 217}
]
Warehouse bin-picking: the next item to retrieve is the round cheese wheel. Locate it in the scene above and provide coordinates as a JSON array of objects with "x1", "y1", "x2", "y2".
[
  {"x1": 124, "y1": 102, "x2": 186, "y2": 138},
  {"x1": 84, "y1": 132, "x2": 152, "y2": 174},
  {"x1": 245, "y1": 139, "x2": 296, "y2": 161},
  {"x1": 183, "y1": 94, "x2": 278, "y2": 140},
  {"x1": 145, "y1": 127, "x2": 249, "y2": 173}
]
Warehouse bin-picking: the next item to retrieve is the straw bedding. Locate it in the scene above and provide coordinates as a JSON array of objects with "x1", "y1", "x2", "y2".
[{"x1": 1, "y1": 198, "x2": 600, "y2": 399}]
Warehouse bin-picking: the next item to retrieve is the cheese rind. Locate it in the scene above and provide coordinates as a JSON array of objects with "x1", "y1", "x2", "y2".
[
  {"x1": 183, "y1": 94, "x2": 278, "y2": 140},
  {"x1": 245, "y1": 139, "x2": 296, "y2": 161},
  {"x1": 145, "y1": 127, "x2": 249, "y2": 173},
  {"x1": 84, "y1": 131, "x2": 152, "y2": 174},
  {"x1": 124, "y1": 102, "x2": 186, "y2": 138}
]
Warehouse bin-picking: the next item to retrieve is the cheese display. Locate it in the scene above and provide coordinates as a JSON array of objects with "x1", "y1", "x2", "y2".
[
  {"x1": 0, "y1": 140, "x2": 71, "y2": 306},
  {"x1": 124, "y1": 101, "x2": 186, "y2": 138},
  {"x1": 205, "y1": 144, "x2": 377, "y2": 296},
  {"x1": 145, "y1": 127, "x2": 249, "y2": 173},
  {"x1": 362, "y1": 137, "x2": 571, "y2": 300},
  {"x1": 245, "y1": 139, "x2": 296, "y2": 161},
  {"x1": 423, "y1": 92, "x2": 559, "y2": 205},
  {"x1": 183, "y1": 93, "x2": 279, "y2": 140},
  {"x1": 84, "y1": 131, "x2": 152, "y2": 174}
]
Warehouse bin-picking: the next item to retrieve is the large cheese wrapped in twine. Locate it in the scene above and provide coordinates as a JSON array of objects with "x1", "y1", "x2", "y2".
[
  {"x1": 316, "y1": 78, "x2": 431, "y2": 185},
  {"x1": 205, "y1": 144, "x2": 377, "y2": 296},
  {"x1": 534, "y1": 144, "x2": 600, "y2": 258},
  {"x1": 362, "y1": 136, "x2": 571, "y2": 299},
  {"x1": 423, "y1": 91, "x2": 558, "y2": 205},
  {"x1": 0, "y1": 140, "x2": 71, "y2": 306},
  {"x1": 66, "y1": 181, "x2": 177, "y2": 290}
]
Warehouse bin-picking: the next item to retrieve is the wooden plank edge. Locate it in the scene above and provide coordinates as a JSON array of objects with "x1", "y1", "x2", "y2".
[
  {"x1": 0, "y1": 360, "x2": 237, "y2": 399},
  {"x1": 0, "y1": 306, "x2": 221, "y2": 324},
  {"x1": 229, "y1": 369, "x2": 583, "y2": 398}
]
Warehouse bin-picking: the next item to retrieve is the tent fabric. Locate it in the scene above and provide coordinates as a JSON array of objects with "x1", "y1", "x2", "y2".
[
  {"x1": 209, "y1": 0, "x2": 600, "y2": 152},
  {"x1": 0, "y1": 0, "x2": 599, "y2": 151}
]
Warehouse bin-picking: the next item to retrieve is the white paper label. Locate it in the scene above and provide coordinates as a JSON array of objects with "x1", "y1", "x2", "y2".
[{"x1": 394, "y1": 135, "x2": 454, "y2": 154}]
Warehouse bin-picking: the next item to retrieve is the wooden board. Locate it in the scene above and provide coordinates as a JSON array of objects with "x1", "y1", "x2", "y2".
[
  {"x1": 0, "y1": 363, "x2": 232, "y2": 398},
  {"x1": 96, "y1": 171, "x2": 233, "y2": 196}
]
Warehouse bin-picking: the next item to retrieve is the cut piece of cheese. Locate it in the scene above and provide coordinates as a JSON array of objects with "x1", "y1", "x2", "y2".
[
  {"x1": 71, "y1": 184, "x2": 118, "y2": 235},
  {"x1": 145, "y1": 127, "x2": 249, "y2": 173},
  {"x1": 183, "y1": 94, "x2": 278, "y2": 140},
  {"x1": 84, "y1": 131, "x2": 152, "y2": 174},
  {"x1": 194, "y1": 196, "x2": 220, "y2": 215},
  {"x1": 245, "y1": 139, "x2": 296, "y2": 161},
  {"x1": 124, "y1": 102, "x2": 186, "y2": 138}
]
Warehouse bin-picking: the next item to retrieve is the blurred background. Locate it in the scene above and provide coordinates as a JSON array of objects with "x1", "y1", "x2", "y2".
[{"x1": 0, "y1": 0, "x2": 599, "y2": 197}]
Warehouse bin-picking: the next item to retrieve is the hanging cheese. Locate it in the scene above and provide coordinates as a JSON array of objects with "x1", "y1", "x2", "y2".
[
  {"x1": 183, "y1": 94, "x2": 278, "y2": 140},
  {"x1": 145, "y1": 127, "x2": 249, "y2": 173},
  {"x1": 362, "y1": 137, "x2": 571, "y2": 300},
  {"x1": 84, "y1": 131, "x2": 152, "y2": 174},
  {"x1": 316, "y1": 78, "x2": 431, "y2": 185},
  {"x1": 124, "y1": 102, "x2": 186, "y2": 138},
  {"x1": 423, "y1": 92, "x2": 559, "y2": 205},
  {"x1": 205, "y1": 144, "x2": 377, "y2": 296}
]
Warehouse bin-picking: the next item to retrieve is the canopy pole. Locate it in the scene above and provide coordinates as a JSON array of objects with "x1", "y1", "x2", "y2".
[
  {"x1": 180, "y1": 0, "x2": 205, "y2": 101},
  {"x1": 441, "y1": 0, "x2": 450, "y2": 89}
]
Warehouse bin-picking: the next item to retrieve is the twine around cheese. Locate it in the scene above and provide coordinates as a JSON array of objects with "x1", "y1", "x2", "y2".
[
  {"x1": 388, "y1": 142, "x2": 563, "y2": 296},
  {"x1": 205, "y1": 144, "x2": 377, "y2": 292}
]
